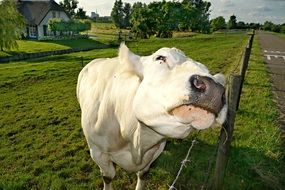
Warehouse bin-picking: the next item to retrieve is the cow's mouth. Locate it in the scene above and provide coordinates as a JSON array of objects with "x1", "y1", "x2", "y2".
[{"x1": 169, "y1": 104, "x2": 216, "y2": 129}]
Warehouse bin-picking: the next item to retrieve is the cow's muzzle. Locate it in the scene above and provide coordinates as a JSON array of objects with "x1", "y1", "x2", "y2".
[{"x1": 188, "y1": 74, "x2": 226, "y2": 116}]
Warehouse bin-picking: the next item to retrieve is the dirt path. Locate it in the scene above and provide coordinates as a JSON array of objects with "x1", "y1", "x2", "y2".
[{"x1": 258, "y1": 31, "x2": 285, "y2": 137}]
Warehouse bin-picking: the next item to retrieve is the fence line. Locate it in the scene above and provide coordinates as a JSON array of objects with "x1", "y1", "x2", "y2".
[
  {"x1": 165, "y1": 31, "x2": 255, "y2": 190},
  {"x1": 212, "y1": 32, "x2": 254, "y2": 189}
]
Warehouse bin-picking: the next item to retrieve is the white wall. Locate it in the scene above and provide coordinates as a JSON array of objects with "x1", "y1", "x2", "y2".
[{"x1": 38, "y1": 11, "x2": 70, "y2": 39}]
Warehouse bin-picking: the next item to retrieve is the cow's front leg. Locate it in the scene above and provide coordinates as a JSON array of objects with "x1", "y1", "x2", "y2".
[
  {"x1": 135, "y1": 170, "x2": 148, "y2": 190},
  {"x1": 102, "y1": 175, "x2": 114, "y2": 190},
  {"x1": 89, "y1": 146, "x2": 115, "y2": 190}
]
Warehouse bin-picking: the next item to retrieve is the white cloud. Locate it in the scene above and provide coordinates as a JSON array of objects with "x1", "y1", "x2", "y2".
[
  {"x1": 220, "y1": 0, "x2": 235, "y2": 7},
  {"x1": 256, "y1": 5, "x2": 272, "y2": 12}
]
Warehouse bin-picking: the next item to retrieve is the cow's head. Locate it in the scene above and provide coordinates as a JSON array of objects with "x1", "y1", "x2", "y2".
[{"x1": 119, "y1": 43, "x2": 227, "y2": 139}]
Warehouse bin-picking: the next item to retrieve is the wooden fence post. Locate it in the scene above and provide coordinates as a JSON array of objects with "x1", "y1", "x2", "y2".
[
  {"x1": 212, "y1": 75, "x2": 242, "y2": 190},
  {"x1": 236, "y1": 33, "x2": 254, "y2": 110}
]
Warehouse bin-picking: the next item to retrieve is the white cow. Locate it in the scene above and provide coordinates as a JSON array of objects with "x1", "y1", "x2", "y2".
[{"x1": 77, "y1": 43, "x2": 227, "y2": 190}]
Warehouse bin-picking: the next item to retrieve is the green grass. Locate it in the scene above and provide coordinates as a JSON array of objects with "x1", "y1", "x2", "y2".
[
  {"x1": 86, "y1": 22, "x2": 126, "y2": 44},
  {"x1": 0, "y1": 33, "x2": 283, "y2": 189},
  {"x1": 225, "y1": 35, "x2": 284, "y2": 189},
  {"x1": 272, "y1": 32, "x2": 285, "y2": 39},
  {"x1": 0, "y1": 38, "x2": 109, "y2": 58}
]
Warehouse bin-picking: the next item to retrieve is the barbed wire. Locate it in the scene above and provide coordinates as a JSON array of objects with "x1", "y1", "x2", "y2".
[{"x1": 168, "y1": 130, "x2": 200, "y2": 190}]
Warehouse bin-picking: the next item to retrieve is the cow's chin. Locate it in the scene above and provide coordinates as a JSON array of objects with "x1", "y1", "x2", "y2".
[{"x1": 171, "y1": 105, "x2": 215, "y2": 130}]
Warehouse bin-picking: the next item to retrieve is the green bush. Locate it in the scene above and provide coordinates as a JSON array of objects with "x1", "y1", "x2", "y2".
[{"x1": 48, "y1": 19, "x2": 91, "y2": 35}]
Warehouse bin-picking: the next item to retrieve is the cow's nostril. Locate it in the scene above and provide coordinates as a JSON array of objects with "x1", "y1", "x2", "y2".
[{"x1": 190, "y1": 75, "x2": 206, "y2": 92}]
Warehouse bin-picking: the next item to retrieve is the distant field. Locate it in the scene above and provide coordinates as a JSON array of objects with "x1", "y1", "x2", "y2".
[
  {"x1": 87, "y1": 22, "x2": 131, "y2": 44},
  {"x1": 0, "y1": 38, "x2": 110, "y2": 58},
  {"x1": 89, "y1": 22, "x2": 200, "y2": 42},
  {"x1": 274, "y1": 32, "x2": 285, "y2": 39},
  {"x1": 0, "y1": 33, "x2": 283, "y2": 189}
]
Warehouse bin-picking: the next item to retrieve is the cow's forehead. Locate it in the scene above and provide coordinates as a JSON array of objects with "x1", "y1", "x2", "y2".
[
  {"x1": 141, "y1": 47, "x2": 187, "y2": 67},
  {"x1": 153, "y1": 47, "x2": 186, "y2": 58}
]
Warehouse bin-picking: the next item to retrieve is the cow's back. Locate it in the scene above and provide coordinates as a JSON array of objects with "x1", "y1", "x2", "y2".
[
  {"x1": 77, "y1": 58, "x2": 119, "y2": 107},
  {"x1": 77, "y1": 57, "x2": 139, "y2": 152}
]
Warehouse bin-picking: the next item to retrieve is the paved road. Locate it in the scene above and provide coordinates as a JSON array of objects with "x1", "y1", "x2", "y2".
[{"x1": 258, "y1": 31, "x2": 285, "y2": 137}]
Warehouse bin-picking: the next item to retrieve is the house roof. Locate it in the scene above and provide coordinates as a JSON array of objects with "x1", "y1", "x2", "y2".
[{"x1": 17, "y1": 0, "x2": 69, "y2": 25}]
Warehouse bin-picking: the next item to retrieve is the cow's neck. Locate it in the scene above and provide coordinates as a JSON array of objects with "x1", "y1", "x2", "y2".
[
  {"x1": 112, "y1": 71, "x2": 166, "y2": 165},
  {"x1": 130, "y1": 121, "x2": 165, "y2": 165}
]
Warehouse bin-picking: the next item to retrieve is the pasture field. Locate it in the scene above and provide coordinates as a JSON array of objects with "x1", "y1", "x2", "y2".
[
  {"x1": 0, "y1": 38, "x2": 109, "y2": 58},
  {"x1": 88, "y1": 22, "x2": 199, "y2": 40},
  {"x1": 88, "y1": 22, "x2": 129, "y2": 43},
  {"x1": 0, "y1": 33, "x2": 283, "y2": 189}
]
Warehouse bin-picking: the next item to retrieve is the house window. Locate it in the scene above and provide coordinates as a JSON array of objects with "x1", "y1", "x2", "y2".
[
  {"x1": 29, "y1": 26, "x2": 37, "y2": 38},
  {"x1": 52, "y1": 11, "x2": 56, "y2": 18}
]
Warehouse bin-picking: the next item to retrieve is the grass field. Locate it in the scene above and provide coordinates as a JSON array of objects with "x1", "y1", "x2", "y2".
[
  {"x1": 0, "y1": 38, "x2": 110, "y2": 58},
  {"x1": 0, "y1": 23, "x2": 122, "y2": 58},
  {"x1": 0, "y1": 33, "x2": 283, "y2": 189},
  {"x1": 273, "y1": 32, "x2": 285, "y2": 39}
]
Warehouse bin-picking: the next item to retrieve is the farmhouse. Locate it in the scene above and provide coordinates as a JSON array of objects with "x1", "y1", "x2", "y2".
[{"x1": 17, "y1": 0, "x2": 70, "y2": 40}]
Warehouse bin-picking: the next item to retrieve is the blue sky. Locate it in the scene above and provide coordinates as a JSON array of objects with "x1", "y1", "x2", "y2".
[{"x1": 58, "y1": 0, "x2": 285, "y2": 24}]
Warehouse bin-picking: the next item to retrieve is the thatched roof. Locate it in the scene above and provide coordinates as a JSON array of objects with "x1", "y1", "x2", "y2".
[{"x1": 17, "y1": 0, "x2": 68, "y2": 25}]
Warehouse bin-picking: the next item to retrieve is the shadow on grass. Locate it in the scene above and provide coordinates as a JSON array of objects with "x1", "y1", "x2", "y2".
[
  {"x1": 149, "y1": 137, "x2": 285, "y2": 190},
  {"x1": 1, "y1": 134, "x2": 283, "y2": 190},
  {"x1": 1, "y1": 50, "x2": 26, "y2": 56}
]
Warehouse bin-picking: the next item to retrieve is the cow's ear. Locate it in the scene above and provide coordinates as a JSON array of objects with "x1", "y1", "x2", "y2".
[{"x1": 119, "y1": 43, "x2": 143, "y2": 78}]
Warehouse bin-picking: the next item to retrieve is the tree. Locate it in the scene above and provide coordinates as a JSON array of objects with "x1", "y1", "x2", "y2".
[
  {"x1": 280, "y1": 24, "x2": 285, "y2": 34},
  {"x1": 210, "y1": 16, "x2": 226, "y2": 31},
  {"x1": 228, "y1": 15, "x2": 237, "y2": 29},
  {"x1": 123, "y1": 3, "x2": 132, "y2": 28},
  {"x1": 248, "y1": 22, "x2": 261, "y2": 30},
  {"x1": 111, "y1": 0, "x2": 124, "y2": 29},
  {"x1": 0, "y1": 0, "x2": 25, "y2": 51},
  {"x1": 263, "y1": 21, "x2": 274, "y2": 31},
  {"x1": 237, "y1": 21, "x2": 246, "y2": 29},
  {"x1": 75, "y1": 7, "x2": 87, "y2": 19},
  {"x1": 272, "y1": 24, "x2": 280, "y2": 33},
  {"x1": 182, "y1": 0, "x2": 211, "y2": 33},
  {"x1": 59, "y1": 0, "x2": 78, "y2": 18},
  {"x1": 130, "y1": 2, "x2": 150, "y2": 38}
]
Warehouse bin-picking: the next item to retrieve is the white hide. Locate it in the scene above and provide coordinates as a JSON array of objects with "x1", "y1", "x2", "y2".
[{"x1": 77, "y1": 43, "x2": 227, "y2": 190}]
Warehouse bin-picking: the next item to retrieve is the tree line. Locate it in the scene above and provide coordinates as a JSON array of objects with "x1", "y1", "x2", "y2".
[
  {"x1": 263, "y1": 21, "x2": 285, "y2": 33},
  {"x1": 111, "y1": 0, "x2": 285, "y2": 38},
  {"x1": 211, "y1": 15, "x2": 285, "y2": 33},
  {"x1": 111, "y1": 0, "x2": 211, "y2": 38}
]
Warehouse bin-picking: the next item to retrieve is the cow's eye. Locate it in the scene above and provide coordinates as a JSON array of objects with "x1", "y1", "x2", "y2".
[{"x1": 155, "y1": 55, "x2": 166, "y2": 62}]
